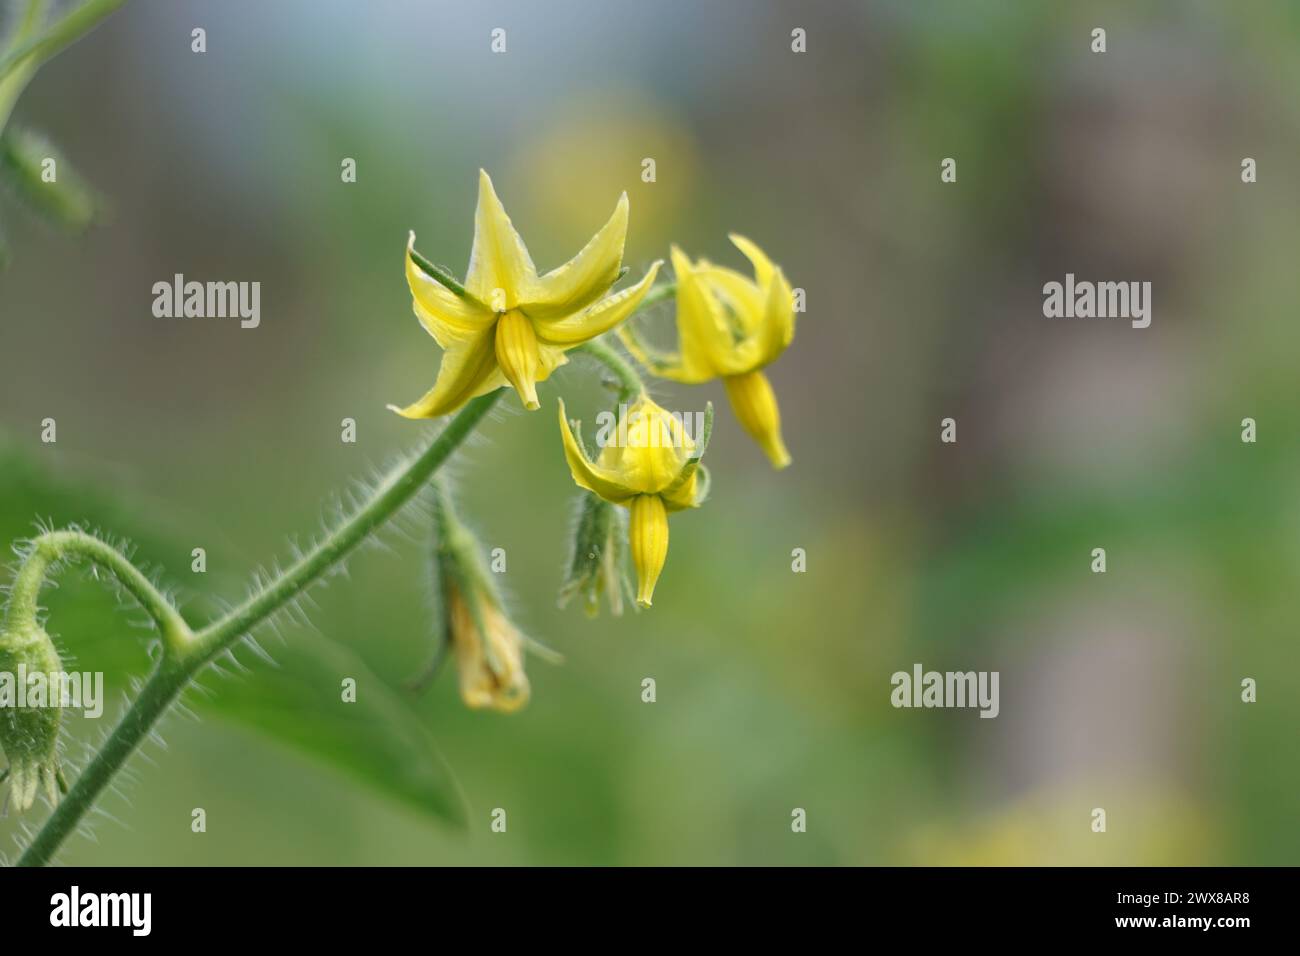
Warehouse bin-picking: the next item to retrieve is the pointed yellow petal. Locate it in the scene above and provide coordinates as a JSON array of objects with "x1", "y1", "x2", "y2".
[
  {"x1": 521, "y1": 193, "x2": 628, "y2": 321},
  {"x1": 534, "y1": 261, "x2": 662, "y2": 346},
  {"x1": 696, "y1": 264, "x2": 765, "y2": 337},
  {"x1": 723, "y1": 369, "x2": 791, "y2": 469},
  {"x1": 755, "y1": 264, "x2": 796, "y2": 367},
  {"x1": 727, "y1": 234, "x2": 795, "y2": 368},
  {"x1": 629, "y1": 494, "x2": 669, "y2": 607},
  {"x1": 668, "y1": 244, "x2": 695, "y2": 286},
  {"x1": 671, "y1": 245, "x2": 736, "y2": 379},
  {"x1": 388, "y1": 330, "x2": 504, "y2": 419},
  {"x1": 728, "y1": 233, "x2": 776, "y2": 290},
  {"x1": 406, "y1": 232, "x2": 493, "y2": 348},
  {"x1": 465, "y1": 169, "x2": 537, "y2": 306},
  {"x1": 557, "y1": 399, "x2": 636, "y2": 503}
]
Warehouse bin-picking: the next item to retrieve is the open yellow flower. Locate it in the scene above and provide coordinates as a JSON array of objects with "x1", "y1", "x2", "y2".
[
  {"x1": 390, "y1": 170, "x2": 662, "y2": 417},
  {"x1": 557, "y1": 394, "x2": 711, "y2": 607},
  {"x1": 619, "y1": 235, "x2": 795, "y2": 468}
]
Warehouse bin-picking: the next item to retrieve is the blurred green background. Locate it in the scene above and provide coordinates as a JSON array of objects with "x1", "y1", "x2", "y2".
[{"x1": 2, "y1": 0, "x2": 1298, "y2": 865}]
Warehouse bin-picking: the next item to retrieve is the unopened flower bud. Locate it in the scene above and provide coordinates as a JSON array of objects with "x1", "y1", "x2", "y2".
[
  {"x1": 558, "y1": 492, "x2": 631, "y2": 617},
  {"x1": 0, "y1": 620, "x2": 64, "y2": 812}
]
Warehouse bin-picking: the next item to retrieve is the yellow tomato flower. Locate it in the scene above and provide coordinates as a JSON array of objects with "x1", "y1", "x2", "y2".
[
  {"x1": 557, "y1": 394, "x2": 711, "y2": 607},
  {"x1": 447, "y1": 580, "x2": 531, "y2": 714},
  {"x1": 391, "y1": 170, "x2": 662, "y2": 417},
  {"x1": 619, "y1": 235, "x2": 795, "y2": 468}
]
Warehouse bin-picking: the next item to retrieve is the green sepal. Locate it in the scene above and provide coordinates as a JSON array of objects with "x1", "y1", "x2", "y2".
[
  {"x1": 407, "y1": 244, "x2": 489, "y2": 309},
  {"x1": 663, "y1": 400, "x2": 713, "y2": 499}
]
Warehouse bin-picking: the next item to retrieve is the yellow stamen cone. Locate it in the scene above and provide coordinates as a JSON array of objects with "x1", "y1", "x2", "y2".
[
  {"x1": 494, "y1": 310, "x2": 542, "y2": 410},
  {"x1": 723, "y1": 369, "x2": 791, "y2": 469},
  {"x1": 628, "y1": 494, "x2": 669, "y2": 607}
]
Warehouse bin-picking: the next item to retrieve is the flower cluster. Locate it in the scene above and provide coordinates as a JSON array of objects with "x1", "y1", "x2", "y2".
[{"x1": 400, "y1": 171, "x2": 799, "y2": 710}]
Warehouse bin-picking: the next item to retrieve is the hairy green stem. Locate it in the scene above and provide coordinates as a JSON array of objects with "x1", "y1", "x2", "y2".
[
  {"x1": 17, "y1": 660, "x2": 188, "y2": 867},
  {"x1": 188, "y1": 391, "x2": 500, "y2": 667},
  {"x1": 407, "y1": 480, "x2": 455, "y2": 694},
  {"x1": 4, "y1": 528, "x2": 191, "y2": 654},
  {"x1": 0, "y1": 0, "x2": 50, "y2": 133},
  {"x1": 634, "y1": 280, "x2": 675, "y2": 312},
  {"x1": 573, "y1": 338, "x2": 645, "y2": 403},
  {"x1": 0, "y1": 0, "x2": 125, "y2": 86},
  {"x1": 10, "y1": 278, "x2": 666, "y2": 865},
  {"x1": 14, "y1": 389, "x2": 502, "y2": 866}
]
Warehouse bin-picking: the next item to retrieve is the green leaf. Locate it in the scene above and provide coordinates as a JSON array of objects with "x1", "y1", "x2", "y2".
[
  {"x1": 206, "y1": 630, "x2": 466, "y2": 827},
  {"x1": 0, "y1": 438, "x2": 467, "y2": 828}
]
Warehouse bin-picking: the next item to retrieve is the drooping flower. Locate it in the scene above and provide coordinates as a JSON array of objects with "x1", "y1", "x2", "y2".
[
  {"x1": 557, "y1": 394, "x2": 711, "y2": 607},
  {"x1": 390, "y1": 170, "x2": 662, "y2": 418},
  {"x1": 619, "y1": 235, "x2": 795, "y2": 468},
  {"x1": 412, "y1": 480, "x2": 540, "y2": 713},
  {"x1": 446, "y1": 580, "x2": 531, "y2": 714}
]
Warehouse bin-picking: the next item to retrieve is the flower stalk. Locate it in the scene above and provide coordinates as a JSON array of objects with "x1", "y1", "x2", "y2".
[
  {"x1": 7, "y1": 283, "x2": 677, "y2": 863},
  {"x1": 0, "y1": 0, "x2": 127, "y2": 134},
  {"x1": 11, "y1": 388, "x2": 502, "y2": 865},
  {"x1": 572, "y1": 338, "x2": 645, "y2": 403}
]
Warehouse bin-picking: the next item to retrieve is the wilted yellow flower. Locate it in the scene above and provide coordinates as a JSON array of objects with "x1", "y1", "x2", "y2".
[
  {"x1": 557, "y1": 394, "x2": 710, "y2": 607},
  {"x1": 390, "y1": 169, "x2": 662, "y2": 417},
  {"x1": 447, "y1": 583, "x2": 530, "y2": 713},
  {"x1": 620, "y1": 236, "x2": 795, "y2": 468}
]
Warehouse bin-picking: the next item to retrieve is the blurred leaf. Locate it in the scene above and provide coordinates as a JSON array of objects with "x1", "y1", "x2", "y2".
[
  {"x1": 0, "y1": 439, "x2": 467, "y2": 828},
  {"x1": 205, "y1": 631, "x2": 466, "y2": 828},
  {"x1": 0, "y1": 126, "x2": 99, "y2": 231}
]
